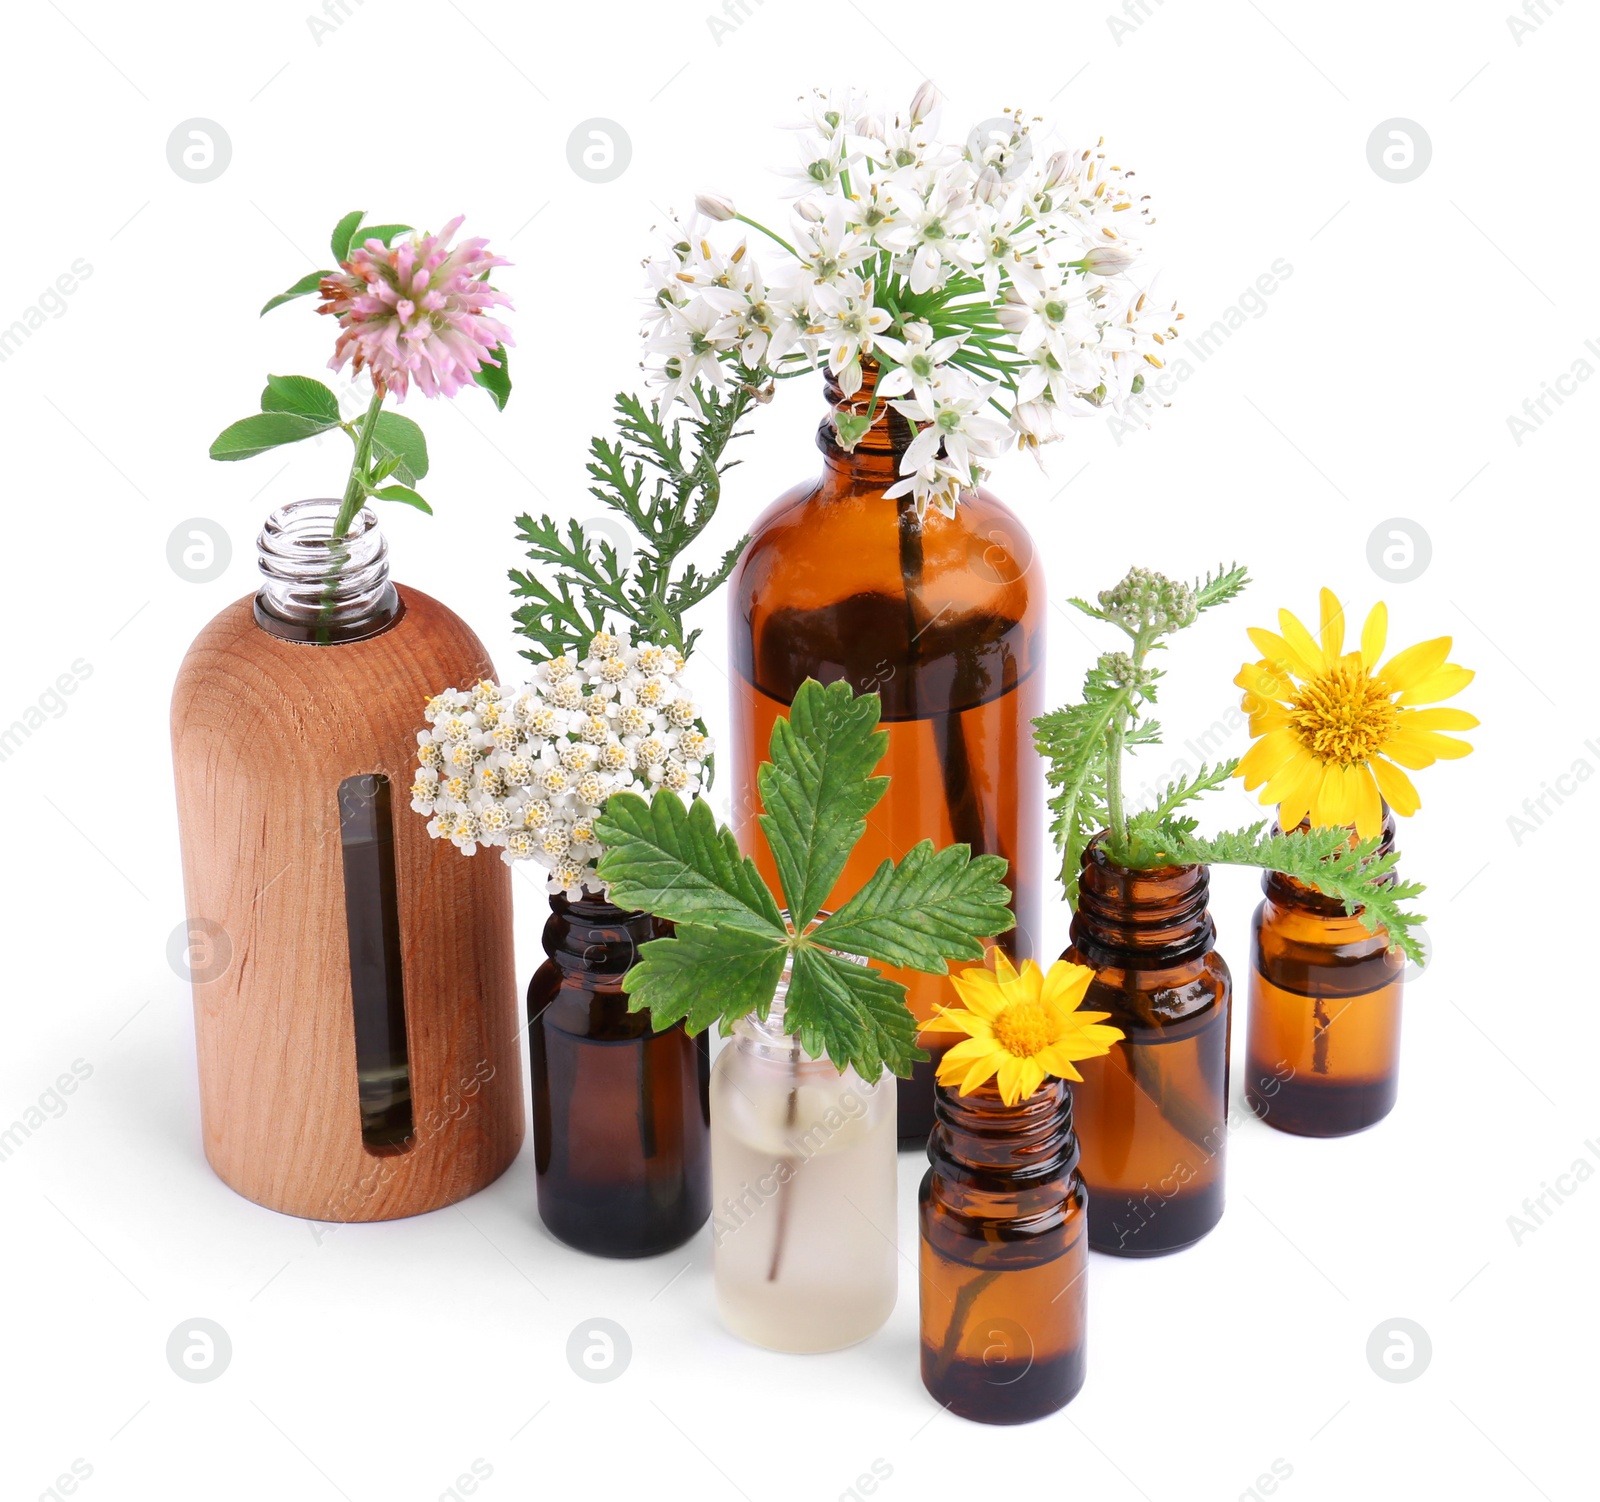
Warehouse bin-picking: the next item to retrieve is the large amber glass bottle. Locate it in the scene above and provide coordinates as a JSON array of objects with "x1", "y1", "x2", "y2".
[
  {"x1": 731, "y1": 369, "x2": 1046, "y2": 1145},
  {"x1": 1245, "y1": 813, "x2": 1404, "y2": 1136},
  {"x1": 1063, "y1": 843, "x2": 1231, "y2": 1256},
  {"x1": 919, "y1": 1078, "x2": 1088, "y2": 1424},
  {"x1": 529, "y1": 893, "x2": 710, "y2": 1256}
]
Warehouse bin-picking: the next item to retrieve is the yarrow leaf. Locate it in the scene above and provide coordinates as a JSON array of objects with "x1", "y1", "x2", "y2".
[{"x1": 512, "y1": 383, "x2": 757, "y2": 662}]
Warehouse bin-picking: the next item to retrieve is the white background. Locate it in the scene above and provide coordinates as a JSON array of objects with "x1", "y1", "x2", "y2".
[{"x1": 1, "y1": 2, "x2": 1594, "y2": 1498}]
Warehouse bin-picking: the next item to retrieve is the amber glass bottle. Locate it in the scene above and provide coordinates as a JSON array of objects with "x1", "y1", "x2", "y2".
[
  {"x1": 1246, "y1": 813, "x2": 1404, "y2": 1136},
  {"x1": 1063, "y1": 843, "x2": 1231, "y2": 1256},
  {"x1": 528, "y1": 892, "x2": 710, "y2": 1257},
  {"x1": 731, "y1": 368, "x2": 1046, "y2": 1145},
  {"x1": 919, "y1": 1078, "x2": 1088, "y2": 1424}
]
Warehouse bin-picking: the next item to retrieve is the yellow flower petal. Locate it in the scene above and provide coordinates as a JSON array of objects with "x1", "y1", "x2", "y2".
[
  {"x1": 958, "y1": 1053, "x2": 1004, "y2": 1095},
  {"x1": 1039, "y1": 959, "x2": 1095, "y2": 1010},
  {"x1": 1392, "y1": 728, "x2": 1474, "y2": 762},
  {"x1": 1274, "y1": 752, "x2": 1324, "y2": 833},
  {"x1": 1352, "y1": 764, "x2": 1384, "y2": 838},
  {"x1": 1318, "y1": 587, "x2": 1345, "y2": 659},
  {"x1": 1399, "y1": 707, "x2": 1479, "y2": 731},
  {"x1": 1378, "y1": 636, "x2": 1452, "y2": 694},
  {"x1": 1261, "y1": 746, "x2": 1317, "y2": 806},
  {"x1": 1395, "y1": 664, "x2": 1474, "y2": 707},
  {"x1": 1237, "y1": 728, "x2": 1302, "y2": 790},
  {"x1": 1371, "y1": 756, "x2": 1421, "y2": 816},
  {"x1": 1310, "y1": 763, "x2": 1357, "y2": 827},
  {"x1": 1247, "y1": 628, "x2": 1319, "y2": 683},
  {"x1": 996, "y1": 1054, "x2": 1026, "y2": 1107},
  {"x1": 992, "y1": 950, "x2": 1021, "y2": 986},
  {"x1": 1360, "y1": 601, "x2": 1387, "y2": 669},
  {"x1": 1277, "y1": 609, "x2": 1327, "y2": 677}
]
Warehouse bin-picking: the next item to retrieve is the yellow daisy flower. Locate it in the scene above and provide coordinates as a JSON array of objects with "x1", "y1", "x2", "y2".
[
  {"x1": 1234, "y1": 587, "x2": 1477, "y2": 839},
  {"x1": 929, "y1": 954, "x2": 1123, "y2": 1107}
]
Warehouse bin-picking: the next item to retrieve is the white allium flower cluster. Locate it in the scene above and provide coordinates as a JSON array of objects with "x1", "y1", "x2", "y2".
[
  {"x1": 410, "y1": 631, "x2": 712, "y2": 898},
  {"x1": 644, "y1": 83, "x2": 1183, "y2": 519}
]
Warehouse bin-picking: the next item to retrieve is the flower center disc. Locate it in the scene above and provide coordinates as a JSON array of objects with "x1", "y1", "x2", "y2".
[
  {"x1": 1288, "y1": 661, "x2": 1397, "y2": 766},
  {"x1": 992, "y1": 999, "x2": 1054, "y2": 1059}
]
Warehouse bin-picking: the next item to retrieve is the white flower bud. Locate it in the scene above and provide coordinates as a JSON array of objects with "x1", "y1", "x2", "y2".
[
  {"x1": 909, "y1": 79, "x2": 941, "y2": 124},
  {"x1": 1042, "y1": 149, "x2": 1074, "y2": 191},
  {"x1": 1081, "y1": 242, "x2": 1139, "y2": 276},
  {"x1": 695, "y1": 192, "x2": 737, "y2": 223}
]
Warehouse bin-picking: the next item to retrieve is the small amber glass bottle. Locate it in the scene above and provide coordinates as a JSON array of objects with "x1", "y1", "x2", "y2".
[
  {"x1": 528, "y1": 892, "x2": 710, "y2": 1257},
  {"x1": 1062, "y1": 843, "x2": 1231, "y2": 1256},
  {"x1": 1245, "y1": 812, "x2": 1404, "y2": 1136},
  {"x1": 919, "y1": 1078, "x2": 1088, "y2": 1424},
  {"x1": 730, "y1": 365, "x2": 1046, "y2": 1145}
]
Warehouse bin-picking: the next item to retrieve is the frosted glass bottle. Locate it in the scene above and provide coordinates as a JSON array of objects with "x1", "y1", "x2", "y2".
[{"x1": 709, "y1": 973, "x2": 898, "y2": 1352}]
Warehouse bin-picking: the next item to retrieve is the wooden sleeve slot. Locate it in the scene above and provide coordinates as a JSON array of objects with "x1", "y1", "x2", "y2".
[{"x1": 337, "y1": 774, "x2": 415, "y2": 1154}]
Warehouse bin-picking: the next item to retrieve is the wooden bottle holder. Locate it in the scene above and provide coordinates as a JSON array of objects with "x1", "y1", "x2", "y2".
[{"x1": 171, "y1": 586, "x2": 523, "y2": 1221}]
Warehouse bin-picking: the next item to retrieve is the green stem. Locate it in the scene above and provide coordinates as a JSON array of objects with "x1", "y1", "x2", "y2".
[
  {"x1": 733, "y1": 213, "x2": 798, "y2": 258},
  {"x1": 334, "y1": 390, "x2": 386, "y2": 538}
]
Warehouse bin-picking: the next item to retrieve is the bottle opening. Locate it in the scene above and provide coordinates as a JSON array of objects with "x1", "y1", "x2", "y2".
[
  {"x1": 256, "y1": 498, "x2": 401, "y2": 644},
  {"x1": 337, "y1": 774, "x2": 414, "y2": 1154}
]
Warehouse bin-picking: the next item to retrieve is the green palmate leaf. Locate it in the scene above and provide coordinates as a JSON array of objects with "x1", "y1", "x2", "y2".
[
  {"x1": 785, "y1": 945, "x2": 924, "y2": 1082},
  {"x1": 209, "y1": 410, "x2": 338, "y2": 461},
  {"x1": 619, "y1": 924, "x2": 788, "y2": 1035},
  {"x1": 758, "y1": 679, "x2": 889, "y2": 930},
  {"x1": 811, "y1": 842, "x2": 1013, "y2": 973},
  {"x1": 352, "y1": 222, "x2": 412, "y2": 249},
  {"x1": 260, "y1": 373, "x2": 340, "y2": 423},
  {"x1": 371, "y1": 411, "x2": 429, "y2": 484},
  {"x1": 370, "y1": 483, "x2": 432, "y2": 514},
  {"x1": 259, "y1": 270, "x2": 329, "y2": 317},
  {"x1": 473, "y1": 345, "x2": 512, "y2": 411},
  {"x1": 330, "y1": 209, "x2": 365, "y2": 263},
  {"x1": 594, "y1": 792, "x2": 787, "y2": 938}
]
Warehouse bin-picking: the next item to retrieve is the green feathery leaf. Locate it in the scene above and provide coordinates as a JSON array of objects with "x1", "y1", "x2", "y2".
[
  {"x1": 511, "y1": 379, "x2": 759, "y2": 662},
  {"x1": 1193, "y1": 562, "x2": 1250, "y2": 613},
  {"x1": 1161, "y1": 823, "x2": 1428, "y2": 963},
  {"x1": 758, "y1": 679, "x2": 889, "y2": 929}
]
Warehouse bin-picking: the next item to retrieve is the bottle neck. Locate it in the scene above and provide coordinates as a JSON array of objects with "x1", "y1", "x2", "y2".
[
  {"x1": 816, "y1": 362, "x2": 913, "y2": 485},
  {"x1": 930, "y1": 1078, "x2": 1078, "y2": 1181},
  {"x1": 542, "y1": 890, "x2": 662, "y2": 977},
  {"x1": 1263, "y1": 809, "x2": 1398, "y2": 913},
  {"x1": 255, "y1": 498, "x2": 401, "y2": 644},
  {"x1": 1070, "y1": 841, "x2": 1214, "y2": 968}
]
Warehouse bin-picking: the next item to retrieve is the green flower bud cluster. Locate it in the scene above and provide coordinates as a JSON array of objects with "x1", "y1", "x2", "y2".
[
  {"x1": 1097, "y1": 567, "x2": 1198, "y2": 637},
  {"x1": 1100, "y1": 651, "x2": 1156, "y2": 691}
]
